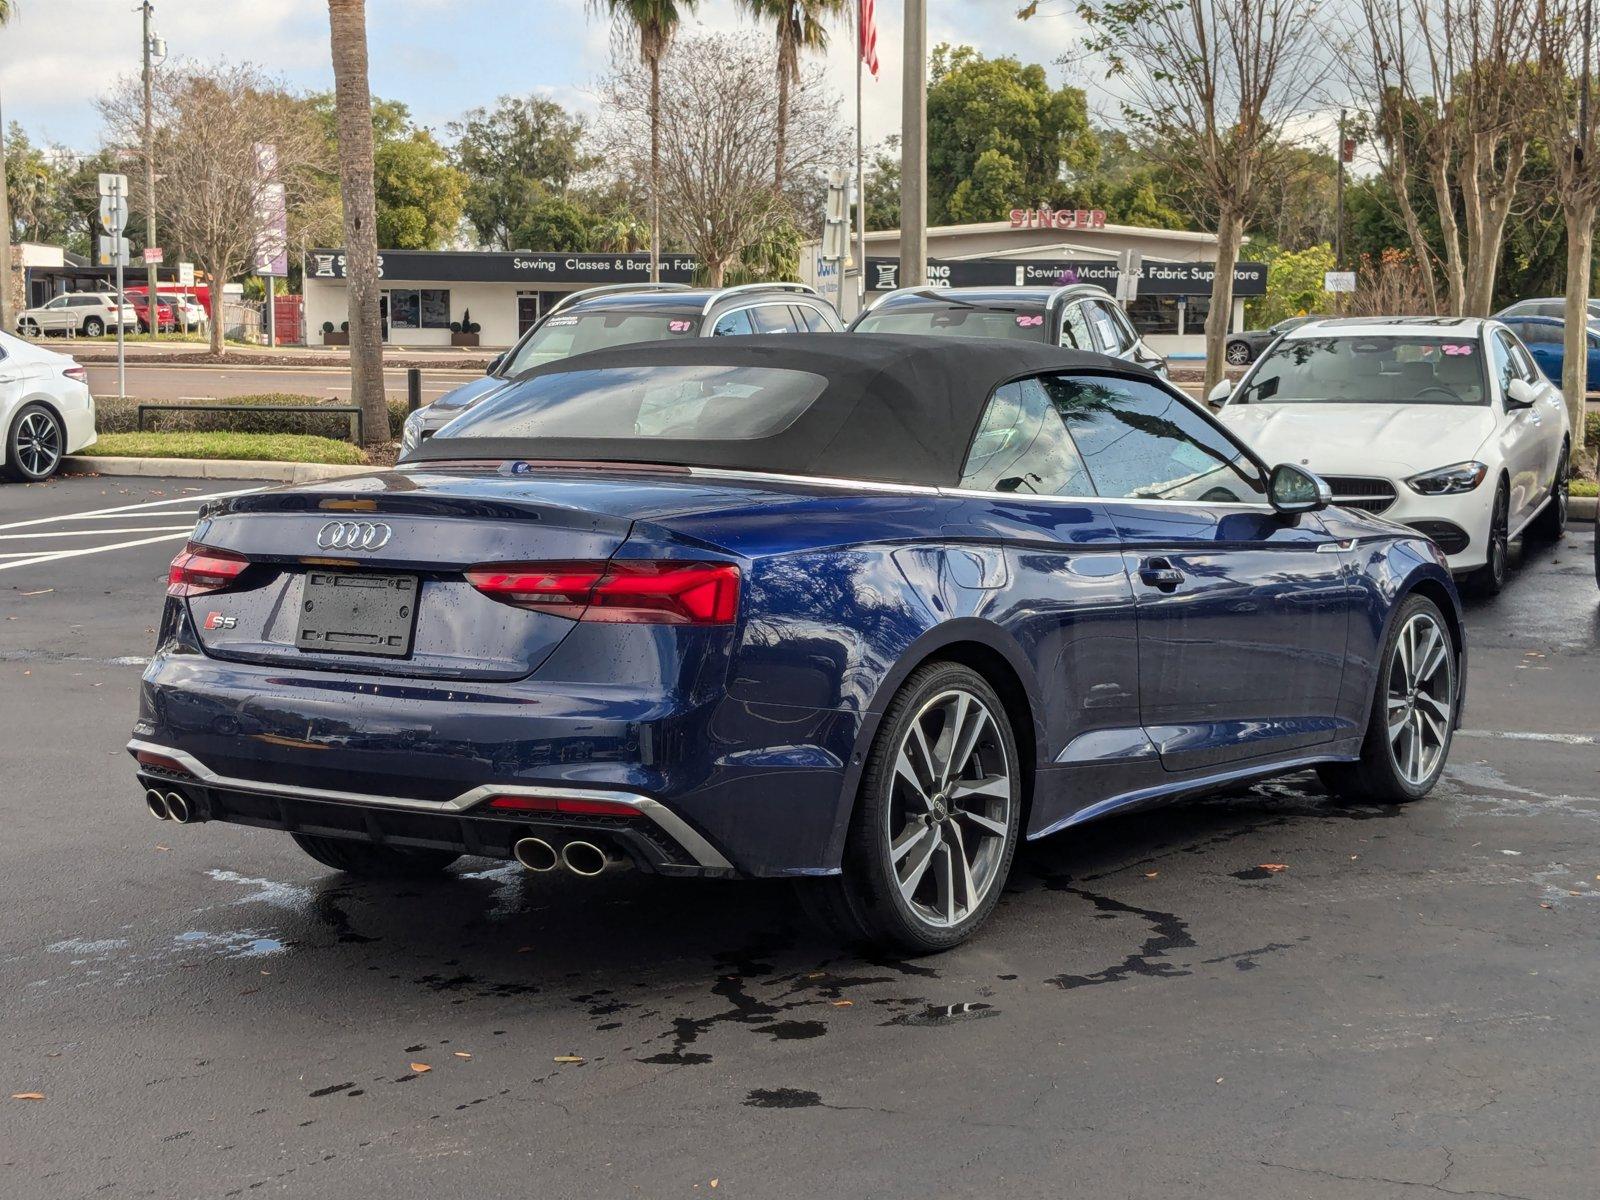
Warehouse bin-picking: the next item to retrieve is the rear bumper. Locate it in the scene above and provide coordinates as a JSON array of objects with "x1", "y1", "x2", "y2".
[
  {"x1": 130, "y1": 738, "x2": 732, "y2": 875},
  {"x1": 131, "y1": 650, "x2": 861, "y2": 877}
]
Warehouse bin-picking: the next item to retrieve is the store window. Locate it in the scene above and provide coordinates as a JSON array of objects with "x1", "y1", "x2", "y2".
[
  {"x1": 1125, "y1": 296, "x2": 1180, "y2": 336},
  {"x1": 386, "y1": 288, "x2": 451, "y2": 330}
]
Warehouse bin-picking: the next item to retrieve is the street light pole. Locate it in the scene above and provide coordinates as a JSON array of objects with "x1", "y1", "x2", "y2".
[
  {"x1": 898, "y1": 0, "x2": 927, "y2": 288},
  {"x1": 0, "y1": 78, "x2": 10, "y2": 333},
  {"x1": 141, "y1": 2, "x2": 161, "y2": 335}
]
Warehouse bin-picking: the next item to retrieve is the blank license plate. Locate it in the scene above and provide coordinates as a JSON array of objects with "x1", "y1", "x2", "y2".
[{"x1": 296, "y1": 571, "x2": 418, "y2": 658}]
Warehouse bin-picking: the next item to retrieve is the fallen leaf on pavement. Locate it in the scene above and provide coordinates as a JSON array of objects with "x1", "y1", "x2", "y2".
[
  {"x1": 1144, "y1": 871, "x2": 1158, "y2": 878},
  {"x1": 11, "y1": 1093, "x2": 44, "y2": 1101},
  {"x1": 454, "y1": 1052, "x2": 472, "y2": 1059},
  {"x1": 409, "y1": 1062, "x2": 431, "y2": 1073},
  {"x1": 831, "y1": 999, "x2": 853, "y2": 1007},
  {"x1": 554, "y1": 1055, "x2": 585, "y2": 1064},
  {"x1": 1259, "y1": 863, "x2": 1288, "y2": 873},
  {"x1": 1540, "y1": 902, "x2": 1554, "y2": 910}
]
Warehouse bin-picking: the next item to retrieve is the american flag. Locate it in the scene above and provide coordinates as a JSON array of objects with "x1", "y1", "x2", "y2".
[{"x1": 859, "y1": 0, "x2": 879, "y2": 78}]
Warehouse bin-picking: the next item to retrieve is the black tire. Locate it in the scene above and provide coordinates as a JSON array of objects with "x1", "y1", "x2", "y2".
[
  {"x1": 17, "y1": 319, "x2": 38, "y2": 337},
  {"x1": 1525, "y1": 444, "x2": 1569, "y2": 544},
  {"x1": 3, "y1": 402, "x2": 66, "y2": 482},
  {"x1": 1318, "y1": 593, "x2": 1457, "y2": 804},
  {"x1": 291, "y1": 833, "x2": 459, "y2": 877},
  {"x1": 798, "y1": 662, "x2": 1023, "y2": 953},
  {"x1": 82, "y1": 316, "x2": 104, "y2": 337},
  {"x1": 1465, "y1": 480, "x2": 1509, "y2": 596},
  {"x1": 1225, "y1": 340, "x2": 1252, "y2": 366}
]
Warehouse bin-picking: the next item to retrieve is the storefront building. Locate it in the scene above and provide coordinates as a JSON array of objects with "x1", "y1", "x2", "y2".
[
  {"x1": 302, "y1": 249, "x2": 700, "y2": 348},
  {"x1": 802, "y1": 215, "x2": 1267, "y2": 359}
]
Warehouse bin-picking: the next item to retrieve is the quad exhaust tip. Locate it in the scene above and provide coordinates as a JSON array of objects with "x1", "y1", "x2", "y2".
[
  {"x1": 145, "y1": 789, "x2": 171, "y2": 821},
  {"x1": 560, "y1": 840, "x2": 609, "y2": 878},
  {"x1": 512, "y1": 836, "x2": 559, "y2": 873},
  {"x1": 165, "y1": 792, "x2": 192, "y2": 824}
]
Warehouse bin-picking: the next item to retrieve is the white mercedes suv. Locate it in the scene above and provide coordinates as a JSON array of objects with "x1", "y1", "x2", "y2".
[{"x1": 1212, "y1": 317, "x2": 1571, "y2": 595}]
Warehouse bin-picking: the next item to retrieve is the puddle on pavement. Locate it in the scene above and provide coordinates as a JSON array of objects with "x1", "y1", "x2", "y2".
[{"x1": 883, "y1": 1002, "x2": 996, "y2": 1027}]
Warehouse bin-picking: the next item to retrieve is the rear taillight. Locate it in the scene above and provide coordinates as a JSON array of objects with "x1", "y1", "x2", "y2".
[
  {"x1": 167, "y1": 542, "x2": 249, "y2": 598},
  {"x1": 467, "y1": 560, "x2": 740, "y2": 625},
  {"x1": 63, "y1": 366, "x2": 87, "y2": 383}
]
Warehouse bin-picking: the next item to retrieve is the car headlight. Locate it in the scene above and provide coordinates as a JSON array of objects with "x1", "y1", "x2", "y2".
[
  {"x1": 400, "y1": 407, "x2": 426, "y2": 457},
  {"x1": 1405, "y1": 461, "x2": 1488, "y2": 495}
]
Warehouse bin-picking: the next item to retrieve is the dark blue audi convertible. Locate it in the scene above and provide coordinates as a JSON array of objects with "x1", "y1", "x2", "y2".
[{"x1": 130, "y1": 335, "x2": 1465, "y2": 950}]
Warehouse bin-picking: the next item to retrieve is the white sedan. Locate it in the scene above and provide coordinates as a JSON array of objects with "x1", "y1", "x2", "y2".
[
  {"x1": 1212, "y1": 317, "x2": 1570, "y2": 595},
  {"x1": 0, "y1": 331, "x2": 96, "y2": 482}
]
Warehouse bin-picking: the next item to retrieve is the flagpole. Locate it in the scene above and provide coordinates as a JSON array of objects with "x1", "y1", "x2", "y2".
[{"x1": 854, "y1": 0, "x2": 866, "y2": 313}]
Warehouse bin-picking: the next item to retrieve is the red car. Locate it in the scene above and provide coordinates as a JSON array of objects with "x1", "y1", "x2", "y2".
[{"x1": 130, "y1": 295, "x2": 177, "y2": 334}]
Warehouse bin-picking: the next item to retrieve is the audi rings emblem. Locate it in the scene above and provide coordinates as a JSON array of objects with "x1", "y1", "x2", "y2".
[{"x1": 316, "y1": 520, "x2": 392, "y2": 551}]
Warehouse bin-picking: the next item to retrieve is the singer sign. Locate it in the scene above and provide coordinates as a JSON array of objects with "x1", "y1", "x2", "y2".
[{"x1": 1009, "y1": 206, "x2": 1107, "y2": 231}]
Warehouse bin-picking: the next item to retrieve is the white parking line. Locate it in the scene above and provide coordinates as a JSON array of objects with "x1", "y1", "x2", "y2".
[
  {"x1": 0, "y1": 486, "x2": 258, "y2": 533},
  {"x1": 0, "y1": 525, "x2": 195, "y2": 541},
  {"x1": 1458, "y1": 729, "x2": 1600, "y2": 747},
  {"x1": 0, "y1": 531, "x2": 191, "y2": 572}
]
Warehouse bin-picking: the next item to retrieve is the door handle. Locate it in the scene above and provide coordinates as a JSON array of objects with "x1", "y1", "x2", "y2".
[{"x1": 1138, "y1": 557, "x2": 1185, "y2": 591}]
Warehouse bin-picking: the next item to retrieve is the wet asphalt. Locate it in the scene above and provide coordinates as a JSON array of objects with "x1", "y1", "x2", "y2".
[{"x1": 1, "y1": 474, "x2": 1598, "y2": 1199}]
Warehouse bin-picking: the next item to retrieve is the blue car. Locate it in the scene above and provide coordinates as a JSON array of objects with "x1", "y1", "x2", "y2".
[
  {"x1": 1497, "y1": 315, "x2": 1600, "y2": 384},
  {"x1": 130, "y1": 336, "x2": 1466, "y2": 950}
]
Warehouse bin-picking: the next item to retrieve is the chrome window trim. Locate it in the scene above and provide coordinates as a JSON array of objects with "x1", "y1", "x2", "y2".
[{"x1": 126, "y1": 738, "x2": 732, "y2": 870}]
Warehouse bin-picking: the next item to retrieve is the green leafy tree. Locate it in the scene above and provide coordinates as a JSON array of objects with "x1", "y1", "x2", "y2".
[
  {"x1": 926, "y1": 44, "x2": 1098, "y2": 224},
  {"x1": 450, "y1": 95, "x2": 589, "y2": 250},
  {"x1": 1248, "y1": 242, "x2": 1335, "y2": 325},
  {"x1": 508, "y1": 196, "x2": 594, "y2": 252},
  {"x1": 373, "y1": 127, "x2": 464, "y2": 248},
  {"x1": 862, "y1": 137, "x2": 900, "y2": 231}
]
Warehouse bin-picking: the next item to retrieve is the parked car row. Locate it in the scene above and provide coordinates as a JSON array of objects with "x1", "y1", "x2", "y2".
[{"x1": 14, "y1": 289, "x2": 210, "y2": 339}]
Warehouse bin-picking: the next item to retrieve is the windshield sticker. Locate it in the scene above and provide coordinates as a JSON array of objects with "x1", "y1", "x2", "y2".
[
  {"x1": 545, "y1": 315, "x2": 578, "y2": 326},
  {"x1": 668, "y1": 319, "x2": 693, "y2": 333},
  {"x1": 1441, "y1": 343, "x2": 1475, "y2": 356},
  {"x1": 1015, "y1": 314, "x2": 1045, "y2": 327}
]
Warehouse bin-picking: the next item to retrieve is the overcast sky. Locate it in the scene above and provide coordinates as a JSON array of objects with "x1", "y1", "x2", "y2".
[{"x1": 0, "y1": 0, "x2": 1104, "y2": 153}]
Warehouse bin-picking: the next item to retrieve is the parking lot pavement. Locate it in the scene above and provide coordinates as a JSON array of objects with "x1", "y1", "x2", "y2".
[{"x1": 2, "y1": 475, "x2": 1597, "y2": 1200}]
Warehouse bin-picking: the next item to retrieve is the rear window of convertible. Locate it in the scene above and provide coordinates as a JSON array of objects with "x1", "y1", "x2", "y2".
[{"x1": 435, "y1": 365, "x2": 828, "y2": 442}]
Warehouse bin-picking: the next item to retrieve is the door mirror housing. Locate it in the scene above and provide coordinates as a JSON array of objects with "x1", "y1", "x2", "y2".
[
  {"x1": 1268, "y1": 463, "x2": 1331, "y2": 514},
  {"x1": 1504, "y1": 378, "x2": 1538, "y2": 409},
  {"x1": 486, "y1": 353, "x2": 507, "y2": 375},
  {"x1": 1206, "y1": 378, "x2": 1234, "y2": 408}
]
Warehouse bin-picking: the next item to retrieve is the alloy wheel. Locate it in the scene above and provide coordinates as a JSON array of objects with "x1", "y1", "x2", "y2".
[
  {"x1": 1487, "y1": 489, "x2": 1508, "y2": 584},
  {"x1": 1225, "y1": 342, "x2": 1250, "y2": 365},
  {"x1": 1385, "y1": 611, "x2": 1455, "y2": 787},
  {"x1": 14, "y1": 409, "x2": 62, "y2": 478},
  {"x1": 1553, "y1": 457, "x2": 1569, "y2": 528},
  {"x1": 886, "y1": 688, "x2": 1013, "y2": 929}
]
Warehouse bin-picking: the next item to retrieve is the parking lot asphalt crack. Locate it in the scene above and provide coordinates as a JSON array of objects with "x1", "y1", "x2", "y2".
[{"x1": 1255, "y1": 1155, "x2": 1540, "y2": 1200}]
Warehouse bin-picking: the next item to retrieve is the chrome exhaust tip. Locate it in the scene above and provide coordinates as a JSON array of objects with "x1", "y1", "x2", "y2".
[
  {"x1": 560, "y1": 840, "x2": 609, "y2": 878},
  {"x1": 512, "y1": 836, "x2": 559, "y2": 873},
  {"x1": 164, "y1": 792, "x2": 192, "y2": 824},
  {"x1": 144, "y1": 789, "x2": 171, "y2": 821}
]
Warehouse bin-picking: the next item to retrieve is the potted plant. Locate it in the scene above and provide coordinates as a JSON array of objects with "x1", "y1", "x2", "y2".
[
  {"x1": 451, "y1": 307, "x2": 480, "y2": 347},
  {"x1": 322, "y1": 319, "x2": 349, "y2": 347}
]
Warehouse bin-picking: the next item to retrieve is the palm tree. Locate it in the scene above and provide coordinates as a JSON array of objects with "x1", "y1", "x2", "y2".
[
  {"x1": 0, "y1": 0, "x2": 18, "y2": 335},
  {"x1": 588, "y1": 0, "x2": 698, "y2": 281},
  {"x1": 325, "y1": 0, "x2": 386, "y2": 448},
  {"x1": 739, "y1": 0, "x2": 846, "y2": 193}
]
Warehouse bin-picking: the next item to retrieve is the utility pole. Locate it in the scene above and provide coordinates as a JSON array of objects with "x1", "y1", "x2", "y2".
[
  {"x1": 0, "y1": 82, "x2": 10, "y2": 333},
  {"x1": 898, "y1": 0, "x2": 927, "y2": 287},
  {"x1": 1335, "y1": 108, "x2": 1347, "y2": 268},
  {"x1": 141, "y1": 2, "x2": 161, "y2": 333}
]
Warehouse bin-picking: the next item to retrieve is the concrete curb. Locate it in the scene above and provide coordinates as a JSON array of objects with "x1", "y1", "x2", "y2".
[
  {"x1": 1573, "y1": 495, "x2": 1597, "y2": 521},
  {"x1": 62, "y1": 456, "x2": 379, "y2": 483}
]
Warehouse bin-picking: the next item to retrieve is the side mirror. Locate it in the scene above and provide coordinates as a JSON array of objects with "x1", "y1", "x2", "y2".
[
  {"x1": 486, "y1": 353, "x2": 506, "y2": 375},
  {"x1": 1206, "y1": 378, "x2": 1234, "y2": 408},
  {"x1": 1268, "y1": 463, "x2": 1331, "y2": 515},
  {"x1": 1505, "y1": 378, "x2": 1538, "y2": 409}
]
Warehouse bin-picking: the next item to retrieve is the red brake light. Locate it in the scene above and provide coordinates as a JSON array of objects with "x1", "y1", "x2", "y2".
[
  {"x1": 167, "y1": 542, "x2": 249, "y2": 597},
  {"x1": 467, "y1": 560, "x2": 740, "y2": 625},
  {"x1": 63, "y1": 365, "x2": 87, "y2": 383},
  {"x1": 485, "y1": 794, "x2": 643, "y2": 818},
  {"x1": 134, "y1": 749, "x2": 193, "y2": 776}
]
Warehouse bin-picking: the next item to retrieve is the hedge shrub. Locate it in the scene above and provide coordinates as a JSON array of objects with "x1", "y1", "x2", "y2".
[{"x1": 95, "y1": 393, "x2": 407, "y2": 441}]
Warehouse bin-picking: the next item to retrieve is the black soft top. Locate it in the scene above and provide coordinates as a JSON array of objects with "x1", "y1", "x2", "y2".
[{"x1": 407, "y1": 333, "x2": 1135, "y2": 487}]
